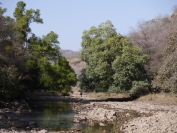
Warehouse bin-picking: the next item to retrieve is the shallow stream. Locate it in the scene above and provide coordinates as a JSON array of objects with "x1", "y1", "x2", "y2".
[
  {"x1": 14, "y1": 101, "x2": 76, "y2": 131},
  {"x1": 11, "y1": 101, "x2": 116, "y2": 132}
]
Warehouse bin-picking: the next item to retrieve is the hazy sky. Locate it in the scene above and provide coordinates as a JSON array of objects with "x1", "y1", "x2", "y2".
[{"x1": 1, "y1": 0, "x2": 177, "y2": 51}]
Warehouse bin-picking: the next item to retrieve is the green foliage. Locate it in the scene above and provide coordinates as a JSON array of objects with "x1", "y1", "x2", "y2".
[
  {"x1": 39, "y1": 56, "x2": 77, "y2": 92},
  {"x1": 13, "y1": 1, "x2": 43, "y2": 42},
  {"x1": 0, "y1": 5, "x2": 7, "y2": 16},
  {"x1": 129, "y1": 81, "x2": 150, "y2": 95},
  {"x1": 112, "y1": 46, "x2": 150, "y2": 92},
  {"x1": 0, "y1": 8, "x2": 29, "y2": 98},
  {"x1": 0, "y1": 65, "x2": 20, "y2": 98},
  {"x1": 28, "y1": 32, "x2": 77, "y2": 92},
  {"x1": 80, "y1": 20, "x2": 124, "y2": 91},
  {"x1": 78, "y1": 68, "x2": 95, "y2": 92},
  {"x1": 0, "y1": 2, "x2": 77, "y2": 99},
  {"x1": 79, "y1": 20, "x2": 150, "y2": 92}
]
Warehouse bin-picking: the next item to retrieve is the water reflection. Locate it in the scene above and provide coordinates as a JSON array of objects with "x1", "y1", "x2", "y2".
[
  {"x1": 14, "y1": 101, "x2": 116, "y2": 132},
  {"x1": 28, "y1": 101, "x2": 75, "y2": 131}
]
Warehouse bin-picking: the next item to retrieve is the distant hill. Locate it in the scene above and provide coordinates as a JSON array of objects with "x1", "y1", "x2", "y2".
[
  {"x1": 60, "y1": 49, "x2": 80, "y2": 59},
  {"x1": 69, "y1": 58, "x2": 86, "y2": 76},
  {"x1": 61, "y1": 49, "x2": 86, "y2": 76}
]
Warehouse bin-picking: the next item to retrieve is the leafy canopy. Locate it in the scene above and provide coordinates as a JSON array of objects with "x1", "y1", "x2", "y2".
[
  {"x1": 13, "y1": 1, "x2": 43, "y2": 42},
  {"x1": 79, "y1": 20, "x2": 150, "y2": 93},
  {"x1": 28, "y1": 31, "x2": 77, "y2": 92},
  {"x1": 0, "y1": 1, "x2": 77, "y2": 98}
]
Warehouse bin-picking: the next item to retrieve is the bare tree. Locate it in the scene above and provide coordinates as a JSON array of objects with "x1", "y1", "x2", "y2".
[
  {"x1": 128, "y1": 15, "x2": 171, "y2": 76},
  {"x1": 172, "y1": 5, "x2": 177, "y2": 13},
  {"x1": 152, "y1": 13, "x2": 177, "y2": 92}
]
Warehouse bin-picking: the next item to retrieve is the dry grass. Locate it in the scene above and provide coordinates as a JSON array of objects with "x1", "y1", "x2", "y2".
[
  {"x1": 85, "y1": 92, "x2": 177, "y2": 105},
  {"x1": 86, "y1": 92, "x2": 128, "y2": 99},
  {"x1": 136, "y1": 93, "x2": 177, "y2": 105}
]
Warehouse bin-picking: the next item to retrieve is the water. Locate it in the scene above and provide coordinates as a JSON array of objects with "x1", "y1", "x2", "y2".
[
  {"x1": 18, "y1": 101, "x2": 76, "y2": 131},
  {"x1": 12, "y1": 101, "x2": 116, "y2": 132}
]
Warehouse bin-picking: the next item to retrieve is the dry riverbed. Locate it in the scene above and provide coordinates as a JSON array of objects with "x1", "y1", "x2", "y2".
[
  {"x1": 73, "y1": 101, "x2": 177, "y2": 133},
  {"x1": 1, "y1": 93, "x2": 177, "y2": 133}
]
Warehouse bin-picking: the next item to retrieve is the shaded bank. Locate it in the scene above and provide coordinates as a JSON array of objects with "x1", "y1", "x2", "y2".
[{"x1": 30, "y1": 95, "x2": 139, "y2": 103}]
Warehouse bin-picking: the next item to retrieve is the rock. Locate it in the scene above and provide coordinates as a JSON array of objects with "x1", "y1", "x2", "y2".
[
  {"x1": 15, "y1": 110, "x2": 21, "y2": 113},
  {"x1": 14, "y1": 102, "x2": 19, "y2": 106},
  {"x1": 0, "y1": 115, "x2": 6, "y2": 119},
  {"x1": 17, "y1": 107, "x2": 22, "y2": 111},
  {"x1": 0, "y1": 129, "x2": 6, "y2": 132},
  {"x1": 38, "y1": 129, "x2": 48, "y2": 133},
  {"x1": 11, "y1": 126, "x2": 17, "y2": 130},
  {"x1": 88, "y1": 120, "x2": 94, "y2": 126},
  {"x1": 113, "y1": 116, "x2": 117, "y2": 120},
  {"x1": 29, "y1": 121, "x2": 35, "y2": 125},
  {"x1": 99, "y1": 122, "x2": 106, "y2": 126},
  {"x1": 103, "y1": 130, "x2": 107, "y2": 133},
  {"x1": 30, "y1": 130, "x2": 38, "y2": 133},
  {"x1": 126, "y1": 113, "x2": 130, "y2": 117},
  {"x1": 26, "y1": 126, "x2": 30, "y2": 130}
]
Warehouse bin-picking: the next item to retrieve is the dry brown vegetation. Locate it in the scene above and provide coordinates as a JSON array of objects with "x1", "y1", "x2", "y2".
[
  {"x1": 83, "y1": 92, "x2": 177, "y2": 105},
  {"x1": 136, "y1": 93, "x2": 177, "y2": 105},
  {"x1": 86, "y1": 92, "x2": 128, "y2": 99}
]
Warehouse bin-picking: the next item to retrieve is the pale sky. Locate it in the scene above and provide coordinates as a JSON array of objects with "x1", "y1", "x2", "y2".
[{"x1": 1, "y1": 0, "x2": 177, "y2": 51}]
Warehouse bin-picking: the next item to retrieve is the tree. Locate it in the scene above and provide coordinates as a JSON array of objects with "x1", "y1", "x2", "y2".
[
  {"x1": 0, "y1": 7, "x2": 29, "y2": 98},
  {"x1": 79, "y1": 20, "x2": 150, "y2": 93},
  {"x1": 112, "y1": 45, "x2": 150, "y2": 93},
  {"x1": 40, "y1": 56, "x2": 77, "y2": 93},
  {"x1": 128, "y1": 16, "x2": 171, "y2": 76},
  {"x1": 128, "y1": 9, "x2": 177, "y2": 93},
  {"x1": 152, "y1": 12, "x2": 177, "y2": 93},
  {"x1": 13, "y1": 1, "x2": 43, "y2": 43},
  {"x1": 27, "y1": 32, "x2": 77, "y2": 92},
  {"x1": 0, "y1": 2, "x2": 77, "y2": 98},
  {"x1": 172, "y1": 5, "x2": 177, "y2": 13}
]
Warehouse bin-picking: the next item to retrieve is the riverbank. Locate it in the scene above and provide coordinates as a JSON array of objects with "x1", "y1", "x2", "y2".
[
  {"x1": 0, "y1": 93, "x2": 177, "y2": 133},
  {"x1": 73, "y1": 100, "x2": 177, "y2": 132}
]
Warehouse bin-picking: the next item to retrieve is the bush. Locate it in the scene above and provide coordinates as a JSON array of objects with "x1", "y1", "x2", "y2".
[
  {"x1": 61, "y1": 89, "x2": 70, "y2": 96},
  {"x1": 129, "y1": 81, "x2": 150, "y2": 96},
  {"x1": 108, "y1": 85, "x2": 124, "y2": 93}
]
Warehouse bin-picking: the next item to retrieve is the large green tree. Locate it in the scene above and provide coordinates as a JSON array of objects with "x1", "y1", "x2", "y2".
[
  {"x1": 27, "y1": 32, "x2": 77, "y2": 92},
  {"x1": 79, "y1": 20, "x2": 150, "y2": 93},
  {"x1": 0, "y1": 1, "x2": 77, "y2": 98},
  {"x1": 0, "y1": 5, "x2": 27, "y2": 98}
]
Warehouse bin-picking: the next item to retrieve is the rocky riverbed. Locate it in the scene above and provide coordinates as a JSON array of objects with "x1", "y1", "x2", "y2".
[
  {"x1": 1, "y1": 97, "x2": 177, "y2": 133},
  {"x1": 73, "y1": 101, "x2": 177, "y2": 133}
]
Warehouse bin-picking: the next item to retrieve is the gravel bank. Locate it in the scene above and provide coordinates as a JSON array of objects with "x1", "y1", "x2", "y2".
[{"x1": 73, "y1": 101, "x2": 177, "y2": 133}]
